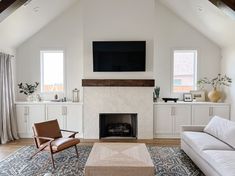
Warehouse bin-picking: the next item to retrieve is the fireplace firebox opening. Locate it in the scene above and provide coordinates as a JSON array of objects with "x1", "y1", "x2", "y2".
[{"x1": 99, "y1": 113, "x2": 137, "y2": 139}]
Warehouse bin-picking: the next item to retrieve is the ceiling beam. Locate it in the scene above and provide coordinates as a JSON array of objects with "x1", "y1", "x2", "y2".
[
  {"x1": 0, "y1": 0, "x2": 28, "y2": 22},
  {"x1": 222, "y1": 0, "x2": 235, "y2": 11},
  {"x1": 209, "y1": 0, "x2": 235, "y2": 20},
  {"x1": 209, "y1": 0, "x2": 235, "y2": 11},
  {"x1": 0, "y1": 0, "x2": 17, "y2": 13}
]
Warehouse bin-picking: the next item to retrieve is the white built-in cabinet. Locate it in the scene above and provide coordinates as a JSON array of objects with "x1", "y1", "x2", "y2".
[
  {"x1": 154, "y1": 104, "x2": 191, "y2": 138},
  {"x1": 16, "y1": 104, "x2": 45, "y2": 137},
  {"x1": 154, "y1": 102, "x2": 230, "y2": 138},
  {"x1": 192, "y1": 105, "x2": 230, "y2": 125},
  {"x1": 47, "y1": 105, "x2": 67, "y2": 129},
  {"x1": 46, "y1": 104, "x2": 83, "y2": 135},
  {"x1": 15, "y1": 102, "x2": 83, "y2": 138}
]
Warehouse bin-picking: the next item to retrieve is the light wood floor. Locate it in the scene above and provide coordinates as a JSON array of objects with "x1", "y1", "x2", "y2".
[{"x1": 0, "y1": 138, "x2": 180, "y2": 161}]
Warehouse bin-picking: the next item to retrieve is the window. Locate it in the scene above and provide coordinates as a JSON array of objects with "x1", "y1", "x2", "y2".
[
  {"x1": 172, "y1": 50, "x2": 197, "y2": 93},
  {"x1": 40, "y1": 50, "x2": 64, "y2": 93}
]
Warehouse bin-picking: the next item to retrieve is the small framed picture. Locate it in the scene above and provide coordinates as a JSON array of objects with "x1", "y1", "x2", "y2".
[
  {"x1": 190, "y1": 90, "x2": 206, "y2": 102},
  {"x1": 183, "y1": 93, "x2": 193, "y2": 102}
]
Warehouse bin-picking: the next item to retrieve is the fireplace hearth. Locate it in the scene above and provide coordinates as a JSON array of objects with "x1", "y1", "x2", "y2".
[{"x1": 99, "y1": 113, "x2": 137, "y2": 139}]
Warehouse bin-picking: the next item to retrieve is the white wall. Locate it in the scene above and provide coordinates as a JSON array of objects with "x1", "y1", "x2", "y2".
[
  {"x1": 82, "y1": 0, "x2": 155, "y2": 79},
  {"x1": 15, "y1": 2, "x2": 83, "y2": 101},
  {"x1": 15, "y1": 0, "x2": 222, "y2": 102},
  {"x1": 221, "y1": 46, "x2": 235, "y2": 121},
  {"x1": 155, "y1": 1, "x2": 221, "y2": 99}
]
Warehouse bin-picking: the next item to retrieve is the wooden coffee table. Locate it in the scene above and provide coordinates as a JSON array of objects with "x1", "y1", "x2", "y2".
[{"x1": 85, "y1": 143, "x2": 154, "y2": 176}]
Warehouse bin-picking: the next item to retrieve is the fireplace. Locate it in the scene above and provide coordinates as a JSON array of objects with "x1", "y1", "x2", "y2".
[{"x1": 99, "y1": 113, "x2": 137, "y2": 139}]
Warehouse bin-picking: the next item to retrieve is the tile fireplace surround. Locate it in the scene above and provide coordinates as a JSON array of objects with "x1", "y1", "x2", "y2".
[{"x1": 83, "y1": 79, "x2": 154, "y2": 139}]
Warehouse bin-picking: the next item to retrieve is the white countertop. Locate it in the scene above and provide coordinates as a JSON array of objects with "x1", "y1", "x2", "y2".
[
  {"x1": 153, "y1": 101, "x2": 230, "y2": 105},
  {"x1": 15, "y1": 101, "x2": 83, "y2": 105}
]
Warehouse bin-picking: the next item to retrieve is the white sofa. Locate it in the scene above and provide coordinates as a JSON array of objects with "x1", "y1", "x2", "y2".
[{"x1": 181, "y1": 116, "x2": 235, "y2": 176}]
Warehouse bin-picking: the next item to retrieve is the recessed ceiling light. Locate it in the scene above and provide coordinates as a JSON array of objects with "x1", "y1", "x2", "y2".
[
  {"x1": 33, "y1": 6, "x2": 39, "y2": 12},
  {"x1": 197, "y1": 5, "x2": 203, "y2": 12}
]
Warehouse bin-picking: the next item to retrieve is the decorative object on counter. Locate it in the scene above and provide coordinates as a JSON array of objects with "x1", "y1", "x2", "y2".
[
  {"x1": 197, "y1": 74, "x2": 232, "y2": 102},
  {"x1": 72, "y1": 88, "x2": 80, "y2": 102},
  {"x1": 153, "y1": 92, "x2": 156, "y2": 102},
  {"x1": 153, "y1": 86, "x2": 160, "y2": 102},
  {"x1": 190, "y1": 90, "x2": 205, "y2": 102},
  {"x1": 183, "y1": 93, "x2": 193, "y2": 102},
  {"x1": 35, "y1": 94, "x2": 42, "y2": 102},
  {"x1": 162, "y1": 98, "x2": 178, "y2": 103},
  {"x1": 62, "y1": 97, "x2": 67, "y2": 102},
  {"x1": 54, "y1": 94, "x2": 58, "y2": 100},
  {"x1": 18, "y1": 82, "x2": 39, "y2": 101},
  {"x1": 50, "y1": 94, "x2": 66, "y2": 102},
  {"x1": 208, "y1": 89, "x2": 222, "y2": 103}
]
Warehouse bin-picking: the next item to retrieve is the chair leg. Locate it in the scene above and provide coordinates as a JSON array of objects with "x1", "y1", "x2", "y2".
[
  {"x1": 50, "y1": 152, "x2": 55, "y2": 169},
  {"x1": 74, "y1": 145, "x2": 79, "y2": 158},
  {"x1": 29, "y1": 146, "x2": 46, "y2": 160}
]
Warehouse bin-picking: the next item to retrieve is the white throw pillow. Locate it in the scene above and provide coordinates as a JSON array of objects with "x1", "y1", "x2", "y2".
[{"x1": 204, "y1": 116, "x2": 235, "y2": 149}]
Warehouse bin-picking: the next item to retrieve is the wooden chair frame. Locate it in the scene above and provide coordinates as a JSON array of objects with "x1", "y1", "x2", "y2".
[{"x1": 30, "y1": 128, "x2": 79, "y2": 169}]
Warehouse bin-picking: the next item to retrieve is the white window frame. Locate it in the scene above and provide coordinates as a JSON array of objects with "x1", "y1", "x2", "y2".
[
  {"x1": 171, "y1": 49, "x2": 198, "y2": 96},
  {"x1": 40, "y1": 50, "x2": 66, "y2": 94}
]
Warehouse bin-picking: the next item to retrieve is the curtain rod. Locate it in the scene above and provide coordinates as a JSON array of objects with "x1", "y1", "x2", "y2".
[{"x1": 0, "y1": 52, "x2": 15, "y2": 58}]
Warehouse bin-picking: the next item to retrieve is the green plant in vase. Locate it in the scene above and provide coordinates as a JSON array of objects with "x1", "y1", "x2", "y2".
[
  {"x1": 18, "y1": 82, "x2": 39, "y2": 101},
  {"x1": 153, "y1": 86, "x2": 160, "y2": 102},
  {"x1": 197, "y1": 74, "x2": 232, "y2": 102}
]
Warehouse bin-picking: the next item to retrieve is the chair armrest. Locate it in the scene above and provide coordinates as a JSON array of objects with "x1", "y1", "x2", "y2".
[
  {"x1": 60, "y1": 129, "x2": 79, "y2": 134},
  {"x1": 33, "y1": 136, "x2": 55, "y2": 149},
  {"x1": 33, "y1": 136, "x2": 55, "y2": 141},
  {"x1": 181, "y1": 125, "x2": 206, "y2": 132},
  {"x1": 60, "y1": 129, "x2": 79, "y2": 138}
]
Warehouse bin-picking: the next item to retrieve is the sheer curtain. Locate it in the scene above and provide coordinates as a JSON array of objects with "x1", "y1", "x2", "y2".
[{"x1": 0, "y1": 52, "x2": 19, "y2": 144}]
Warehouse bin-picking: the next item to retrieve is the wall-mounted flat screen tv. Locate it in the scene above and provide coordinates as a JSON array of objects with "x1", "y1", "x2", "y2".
[{"x1": 93, "y1": 41, "x2": 146, "y2": 72}]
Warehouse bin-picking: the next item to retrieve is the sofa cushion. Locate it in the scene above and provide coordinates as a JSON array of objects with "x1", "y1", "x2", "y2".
[
  {"x1": 182, "y1": 131, "x2": 233, "y2": 151},
  {"x1": 204, "y1": 116, "x2": 235, "y2": 149},
  {"x1": 204, "y1": 150, "x2": 235, "y2": 176}
]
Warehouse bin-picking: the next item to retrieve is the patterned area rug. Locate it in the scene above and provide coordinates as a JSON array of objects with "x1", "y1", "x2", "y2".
[{"x1": 0, "y1": 145, "x2": 204, "y2": 176}]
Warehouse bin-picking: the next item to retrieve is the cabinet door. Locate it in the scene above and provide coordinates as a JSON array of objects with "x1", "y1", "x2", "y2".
[
  {"x1": 46, "y1": 105, "x2": 65, "y2": 129},
  {"x1": 192, "y1": 105, "x2": 211, "y2": 125},
  {"x1": 173, "y1": 105, "x2": 191, "y2": 135},
  {"x1": 16, "y1": 105, "x2": 28, "y2": 136},
  {"x1": 212, "y1": 106, "x2": 230, "y2": 119},
  {"x1": 154, "y1": 105, "x2": 173, "y2": 137},
  {"x1": 192, "y1": 105, "x2": 230, "y2": 125},
  {"x1": 66, "y1": 105, "x2": 83, "y2": 137},
  {"x1": 27, "y1": 105, "x2": 45, "y2": 135}
]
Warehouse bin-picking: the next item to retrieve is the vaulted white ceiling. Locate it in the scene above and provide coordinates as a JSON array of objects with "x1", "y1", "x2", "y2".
[
  {"x1": 0, "y1": 0, "x2": 78, "y2": 52},
  {"x1": 1, "y1": 0, "x2": 235, "y2": 53},
  {"x1": 159, "y1": 0, "x2": 235, "y2": 48}
]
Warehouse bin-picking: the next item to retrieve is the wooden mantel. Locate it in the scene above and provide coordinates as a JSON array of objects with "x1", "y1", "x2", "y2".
[{"x1": 82, "y1": 79, "x2": 155, "y2": 87}]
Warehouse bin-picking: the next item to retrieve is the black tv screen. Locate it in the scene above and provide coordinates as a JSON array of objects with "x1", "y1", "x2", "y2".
[{"x1": 93, "y1": 41, "x2": 146, "y2": 72}]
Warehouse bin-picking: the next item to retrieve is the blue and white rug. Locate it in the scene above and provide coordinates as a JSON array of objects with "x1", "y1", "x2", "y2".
[{"x1": 0, "y1": 145, "x2": 204, "y2": 176}]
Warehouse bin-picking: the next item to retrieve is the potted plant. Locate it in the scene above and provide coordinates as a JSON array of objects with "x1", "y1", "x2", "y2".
[
  {"x1": 153, "y1": 86, "x2": 160, "y2": 102},
  {"x1": 197, "y1": 74, "x2": 232, "y2": 102},
  {"x1": 18, "y1": 82, "x2": 39, "y2": 101}
]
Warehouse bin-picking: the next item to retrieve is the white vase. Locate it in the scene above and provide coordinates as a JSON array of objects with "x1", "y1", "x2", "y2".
[{"x1": 26, "y1": 95, "x2": 34, "y2": 101}]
